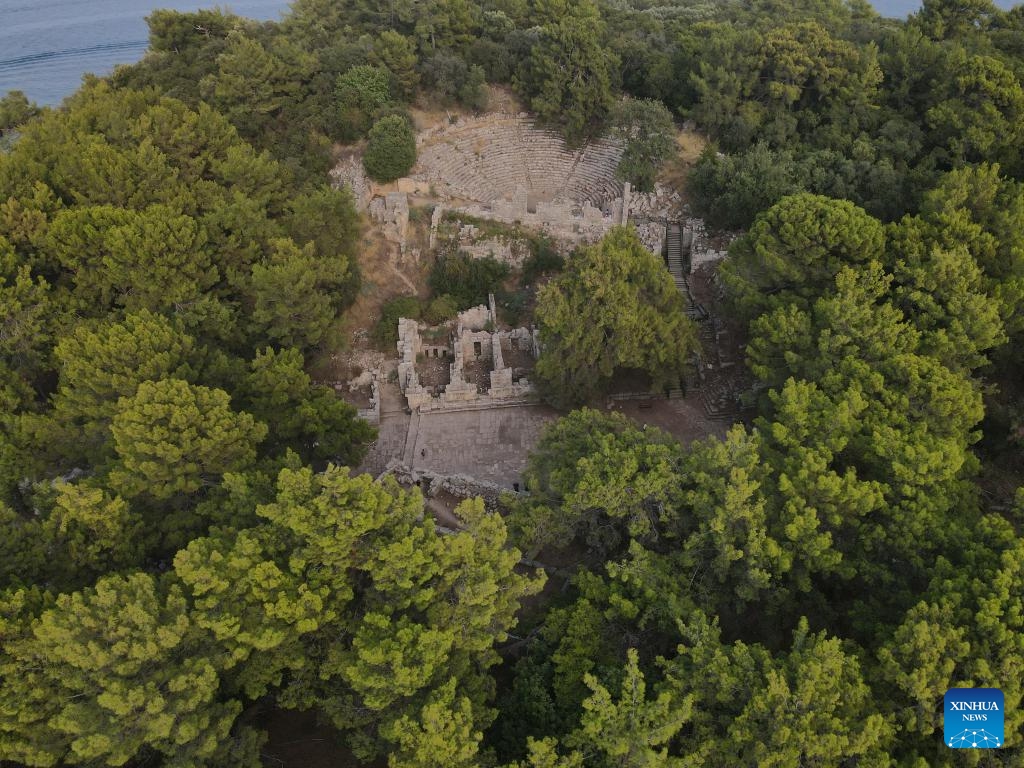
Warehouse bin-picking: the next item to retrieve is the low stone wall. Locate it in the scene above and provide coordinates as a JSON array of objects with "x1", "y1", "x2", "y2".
[
  {"x1": 384, "y1": 462, "x2": 518, "y2": 508},
  {"x1": 418, "y1": 389, "x2": 538, "y2": 413}
]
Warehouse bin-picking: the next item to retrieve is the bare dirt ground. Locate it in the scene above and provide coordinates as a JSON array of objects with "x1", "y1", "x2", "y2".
[
  {"x1": 425, "y1": 489, "x2": 466, "y2": 527},
  {"x1": 483, "y1": 84, "x2": 525, "y2": 114},
  {"x1": 407, "y1": 84, "x2": 522, "y2": 133},
  {"x1": 676, "y1": 128, "x2": 709, "y2": 165},
  {"x1": 259, "y1": 709, "x2": 376, "y2": 768},
  {"x1": 660, "y1": 128, "x2": 708, "y2": 206},
  {"x1": 310, "y1": 229, "x2": 431, "y2": 382},
  {"x1": 611, "y1": 397, "x2": 731, "y2": 446},
  {"x1": 417, "y1": 355, "x2": 451, "y2": 392}
]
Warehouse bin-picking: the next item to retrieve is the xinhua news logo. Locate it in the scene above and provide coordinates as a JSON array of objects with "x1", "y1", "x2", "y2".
[{"x1": 945, "y1": 688, "x2": 1004, "y2": 749}]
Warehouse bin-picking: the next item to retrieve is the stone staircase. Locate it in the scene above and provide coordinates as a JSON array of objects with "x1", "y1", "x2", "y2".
[
  {"x1": 665, "y1": 223, "x2": 707, "y2": 321},
  {"x1": 699, "y1": 376, "x2": 742, "y2": 421}
]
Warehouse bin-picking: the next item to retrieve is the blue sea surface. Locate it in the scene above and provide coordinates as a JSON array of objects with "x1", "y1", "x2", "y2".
[
  {"x1": 0, "y1": 0, "x2": 290, "y2": 106},
  {"x1": 873, "y1": 0, "x2": 1018, "y2": 16}
]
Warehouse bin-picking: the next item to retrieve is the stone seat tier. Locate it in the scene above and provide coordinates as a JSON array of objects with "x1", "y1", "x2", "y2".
[{"x1": 412, "y1": 117, "x2": 623, "y2": 206}]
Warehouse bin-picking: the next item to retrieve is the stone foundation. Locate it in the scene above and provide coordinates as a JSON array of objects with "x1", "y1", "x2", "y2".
[
  {"x1": 383, "y1": 462, "x2": 514, "y2": 510},
  {"x1": 396, "y1": 295, "x2": 540, "y2": 413}
]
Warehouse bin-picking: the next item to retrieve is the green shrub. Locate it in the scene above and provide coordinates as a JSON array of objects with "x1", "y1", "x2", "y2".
[
  {"x1": 429, "y1": 253, "x2": 510, "y2": 308},
  {"x1": 423, "y1": 294, "x2": 460, "y2": 325},
  {"x1": 375, "y1": 296, "x2": 422, "y2": 347},
  {"x1": 363, "y1": 115, "x2": 417, "y2": 182},
  {"x1": 522, "y1": 236, "x2": 565, "y2": 283},
  {"x1": 336, "y1": 65, "x2": 392, "y2": 140},
  {"x1": 0, "y1": 90, "x2": 39, "y2": 132},
  {"x1": 499, "y1": 287, "x2": 533, "y2": 327},
  {"x1": 409, "y1": 204, "x2": 431, "y2": 223}
]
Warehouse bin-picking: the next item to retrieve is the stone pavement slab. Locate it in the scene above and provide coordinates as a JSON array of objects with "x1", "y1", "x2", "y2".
[{"x1": 410, "y1": 405, "x2": 559, "y2": 488}]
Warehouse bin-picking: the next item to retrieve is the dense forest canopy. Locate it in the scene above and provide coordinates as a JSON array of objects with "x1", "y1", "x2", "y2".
[{"x1": 2, "y1": 0, "x2": 1024, "y2": 765}]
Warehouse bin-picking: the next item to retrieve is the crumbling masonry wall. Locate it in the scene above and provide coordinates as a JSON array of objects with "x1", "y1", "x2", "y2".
[{"x1": 396, "y1": 295, "x2": 540, "y2": 412}]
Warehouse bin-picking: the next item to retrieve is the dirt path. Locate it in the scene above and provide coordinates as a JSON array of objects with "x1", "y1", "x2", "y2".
[{"x1": 389, "y1": 261, "x2": 418, "y2": 294}]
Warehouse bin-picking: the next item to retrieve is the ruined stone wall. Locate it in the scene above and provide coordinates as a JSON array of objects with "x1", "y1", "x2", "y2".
[
  {"x1": 369, "y1": 192, "x2": 410, "y2": 250},
  {"x1": 459, "y1": 330, "x2": 494, "y2": 365},
  {"x1": 451, "y1": 184, "x2": 623, "y2": 246},
  {"x1": 396, "y1": 297, "x2": 540, "y2": 413},
  {"x1": 458, "y1": 237, "x2": 526, "y2": 268},
  {"x1": 330, "y1": 156, "x2": 372, "y2": 211},
  {"x1": 383, "y1": 463, "x2": 516, "y2": 508},
  {"x1": 456, "y1": 304, "x2": 493, "y2": 331},
  {"x1": 421, "y1": 345, "x2": 449, "y2": 359},
  {"x1": 397, "y1": 317, "x2": 429, "y2": 410},
  {"x1": 687, "y1": 217, "x2": 733, "y2": 269},
  {"x1": 462, "y1": 295, "x2": 498, "y2": 332}
]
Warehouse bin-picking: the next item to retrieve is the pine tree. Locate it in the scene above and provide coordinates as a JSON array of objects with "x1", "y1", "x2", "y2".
[
  {"x1": 534, "y1": 228, "x2": 699, "y2": 406},
  {"x1": 571, "y1": 648, "x2": 688, "y2": 768},
  {"x1": 108, "y1": 379, "x2": 266, "y2": 500}
]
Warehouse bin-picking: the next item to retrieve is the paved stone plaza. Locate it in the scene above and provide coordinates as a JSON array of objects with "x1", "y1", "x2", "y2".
[
  {"x1": 354, "y1": 385, "x2": 730, "y2": 490},
  {"x1": 354, "y1": 381, "x2": 410, "y2": 477},
  {"x1": 409, "y1": 405, "x2": 559, "y2": 487},
  {"x1": 354, "y1": 381, "x2": 558, "y2": 486}
]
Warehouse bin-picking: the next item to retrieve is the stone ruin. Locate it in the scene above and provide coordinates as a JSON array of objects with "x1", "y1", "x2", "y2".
[
  {"x1": 332, "y1": 110, "x2": 734, "y2": 269},
  {"x1": 412, "y1": 114, "x2": 623, "y2": 207},
  {"x1": 383, "y1": 462, "x2": 514, "y2": 511},
  {"x1": 369, "y1": 191, "x2": 410, "y2": 250},
  {"x1": 333, "y1": 110, "x2": 742, "y2": 419},
  {"x1": 330, "y1": 156, "x2": 372, "y2": 211},
  {"x1": 688, "y1": 217, "x2": 732, "y2": 270},
  {"x1": 427, "y1": 214, "x2": 534, "y2": 269},
  {"x1": 431, "y1": 181, "x2": 632, "y2": 248},
  {"x1": 458, "y1": 235, "x2": 526, "y2": 268},
  {"x1": 355, "y1": 374, "x2": 381, "y2": 425},
  {"x1": 397, "y1": 294, "x2": 540, "y2": 413}
]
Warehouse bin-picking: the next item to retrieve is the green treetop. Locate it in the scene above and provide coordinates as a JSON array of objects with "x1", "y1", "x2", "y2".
[
  {"x1": 518, "y1": 0, "x2": 617, "y2": 143},
  {"x1": 609, "y1": 99, "x2": 676, "y2": 193},
  {"x1": 508, "y1": 409, "x2": 681, "y2": 561},
  {"x1": 363, "y1": 115, "x2": 417, "y2": 182},
  {"x1": 534, "y1": 227, "x2": 699, "y2": 407},
  {"x1": 336, "y1": 65, "x2": 394, "y2": 139},
  {"x1": 0, "y1": 573, "x2": 240, "y2": 767},
  {"x1": 720, "y1": 193, "x2": 886, "y2": 322},
  {"x1": 108, "y1": 378, "x2": 266, "y2": 501},
  {"x1": 49, "y1": 310, "x2": 199, "y2": 460}
]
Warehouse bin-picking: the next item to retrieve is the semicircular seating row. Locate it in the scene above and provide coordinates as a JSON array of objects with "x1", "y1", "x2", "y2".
[{"x1": 412, "y1": 117, "x2": 624, "y2": 207}]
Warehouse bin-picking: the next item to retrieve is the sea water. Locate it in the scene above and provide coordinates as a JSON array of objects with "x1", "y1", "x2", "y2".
[{"x1": 873, "y1": 0, "x2": 1017, "y2": 16}]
